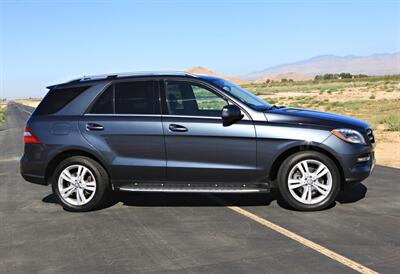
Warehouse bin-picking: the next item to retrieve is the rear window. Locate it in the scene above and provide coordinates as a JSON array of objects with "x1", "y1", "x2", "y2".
[{"x1": 34, "y1": 86, "x2": 89, "y2": 115}]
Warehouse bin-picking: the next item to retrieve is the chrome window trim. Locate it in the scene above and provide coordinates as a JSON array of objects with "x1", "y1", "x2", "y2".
[
  {"x1": 83, "y1": 113, "x2": 250, "y2": 120},
  {"x1": 84, "y1": 113, "x2": 161, "y2": 117}
]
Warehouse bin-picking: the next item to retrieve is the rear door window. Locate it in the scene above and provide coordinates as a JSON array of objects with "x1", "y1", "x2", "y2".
[
  {"x1": 34, "y1": 86, "x2": 89, "y2": 115},
  {"x1": 115, "y1": 81, "x2": 159, "y2": 114}
]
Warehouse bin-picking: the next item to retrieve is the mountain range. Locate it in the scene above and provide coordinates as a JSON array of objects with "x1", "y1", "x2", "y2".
[{"x1": 187, "y1": 52, "x2": 400, "y2": 83}]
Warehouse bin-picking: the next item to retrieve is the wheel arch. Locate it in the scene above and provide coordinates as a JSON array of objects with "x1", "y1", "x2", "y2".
[
  {"x1": 268, "y1": 144, "x2": 345, "y2": 186},
  {"x1": 45, "y1": 149, "x2": 110, "y2": 184}
]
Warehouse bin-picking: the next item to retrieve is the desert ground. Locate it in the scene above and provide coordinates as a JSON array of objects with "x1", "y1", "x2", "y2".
[{"x1": 6, "y1": 76, "x2": 400, "y2": 168}]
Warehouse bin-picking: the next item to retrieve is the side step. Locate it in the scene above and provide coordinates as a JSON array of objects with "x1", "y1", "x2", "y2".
[{"x1": 116, "y1": 183, "x2": 271, "y2": 194}]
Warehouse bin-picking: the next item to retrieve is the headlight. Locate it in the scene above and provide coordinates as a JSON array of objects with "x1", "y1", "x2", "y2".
[{"x1": 331, "y1": 128, "x2": 366, "y2": 144}]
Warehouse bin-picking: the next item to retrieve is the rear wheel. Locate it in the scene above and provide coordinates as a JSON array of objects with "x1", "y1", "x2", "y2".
[
  {"x1": 52, "y1": 156, "x2": 110, "y2": 212},
  {"x1": 277, "y1": 151, "x2": 340, "y2": 211}
]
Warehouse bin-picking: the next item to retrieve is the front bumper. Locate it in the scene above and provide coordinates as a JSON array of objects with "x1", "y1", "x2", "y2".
[
  {"x1": 344, "y1": 151, "x2": 375, "y2": 184},
  {"x1": 322, "y1": 135, "x2": 375, "y2": 184}
]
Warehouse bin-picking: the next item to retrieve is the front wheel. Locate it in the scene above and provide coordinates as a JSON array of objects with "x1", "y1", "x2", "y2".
[
  {"x1": 277, "y1": 151, "x2": 340, "y2": 211},
  {"x1": 52, "y1": 156, "x2": 110, "y2": 212}
]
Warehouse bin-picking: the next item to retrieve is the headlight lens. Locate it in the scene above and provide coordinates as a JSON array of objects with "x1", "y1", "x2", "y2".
[{"x1": 331, "y1": 128, "x2": 366, "y2": 144}]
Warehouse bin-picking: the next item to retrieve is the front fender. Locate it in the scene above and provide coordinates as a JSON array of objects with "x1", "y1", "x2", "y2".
[{"x1": 255, "y1": 123, "x2": 332, "y2": 180}]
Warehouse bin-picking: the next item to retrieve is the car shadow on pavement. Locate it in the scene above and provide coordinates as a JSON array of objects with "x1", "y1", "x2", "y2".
[
  {"x1": 336, "y1": 183, "x2": 367, "y2": 204},
  {"x1": 42, "y1": 183, "x2": 367, "y2": 211}
]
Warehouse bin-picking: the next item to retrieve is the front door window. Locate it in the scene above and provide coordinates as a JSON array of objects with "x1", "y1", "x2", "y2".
[{"x1": 165, "y1": 81, "x2": 228, "y2": 117}]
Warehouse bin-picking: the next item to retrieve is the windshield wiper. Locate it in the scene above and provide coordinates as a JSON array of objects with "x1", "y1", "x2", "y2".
[{"x1": 262, "y1": 105, "x2": 285, "y2": 111}]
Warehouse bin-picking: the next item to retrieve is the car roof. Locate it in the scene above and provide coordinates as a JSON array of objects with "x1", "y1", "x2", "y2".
[{"x1": 47, "y1": 71, "x2": 223, "y2": 89}]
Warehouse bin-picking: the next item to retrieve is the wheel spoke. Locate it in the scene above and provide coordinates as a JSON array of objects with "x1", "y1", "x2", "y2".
[
  {"x1": 77, "y1": 166, "x2": 83, "y2": 177},
  {"x1": 301, "y1": 161, "x2": 310, "y2": 174},
  {"x1": 81, "y1": 167, "x2": 89, "y2": 179},
  {"x1": 60, "y1": 170, "x2": 74, "y2": 183},
  {"x1": 77, "y1": 166, "x2": 89, "y2": 180},
  {"x1": 61, "y1": 186, "x2": 75, "y2": 199},
  {"x1": 301, "y1": 186, "x2": 309, "y2": 201},
  {"x1": 82, "y1": 181, "x2": 95, "y2": 192},
  {"x1": 315, "y1": 182, "x2": 330, "y2": 191},
  {"x1": 314, "y1": 165, "x2": 329, "y2": 179},
  {"x1": 288, "y1": 179, "x2": 306, "y2": 189},
  {"x1": 76, "y1": 188, "x2": 85, "y2": 205},
  {"x1": 296, "y1": 163, "x2": 307, "y2": 177},
  {"x1": 314, "y1": 184, "x2": 328, "y2": 196},
  {"x1": 307, "y1": 186, "x2": 313, "y2": 203}
]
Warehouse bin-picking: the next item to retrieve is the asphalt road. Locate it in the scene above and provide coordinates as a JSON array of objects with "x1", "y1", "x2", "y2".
[{"x1": 1, "y1": 102, "x2": 399, "y2": 273}]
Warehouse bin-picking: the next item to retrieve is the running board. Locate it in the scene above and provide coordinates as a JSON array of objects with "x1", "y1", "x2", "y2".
[
  {"x1": 116, "y1": 183, "x2": 270, "y2": 193},
  {"x1": 118, "y1": 187, "x2": 267, "y2": 193}
]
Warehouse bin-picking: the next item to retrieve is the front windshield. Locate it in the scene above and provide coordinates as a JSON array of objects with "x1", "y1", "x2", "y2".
[{"x1": 210, "y1": 78, "x2": 271, "y2": 110}]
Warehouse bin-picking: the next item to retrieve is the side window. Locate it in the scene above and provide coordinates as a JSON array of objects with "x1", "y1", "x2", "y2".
[
  {"x1": 165, "y1": 81, "x2": 228, "y2": 117},
  {"x1": 192, "y1": 85, "x2": 228, "y2": 111},
  {"x1": 115, "y1": 81, "x2": 159, "y2": 114},
  {"x1": 34, "y1": 86, "x2": 90, "y2": 115},
  {"x1": 89, "y1": 85, "x2": 114, "y2": 114}
]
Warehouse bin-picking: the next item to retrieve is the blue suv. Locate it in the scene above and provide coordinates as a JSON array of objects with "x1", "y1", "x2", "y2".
[{"x1": 20, "y1": 72, "x2": 375, "y2": 211}]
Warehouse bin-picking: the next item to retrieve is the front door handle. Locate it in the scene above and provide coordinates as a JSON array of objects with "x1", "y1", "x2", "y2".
[
  {"x1": 86, "y1": 123, "x2": 104, "y2": 131},
  {"x1": 168, "y1": 124, "x2": 188, "y2": 132}
]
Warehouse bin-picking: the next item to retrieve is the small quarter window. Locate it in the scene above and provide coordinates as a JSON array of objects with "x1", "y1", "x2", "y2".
[{"x1": 89, "y1": 85, "x2": 114, "y2": 114}]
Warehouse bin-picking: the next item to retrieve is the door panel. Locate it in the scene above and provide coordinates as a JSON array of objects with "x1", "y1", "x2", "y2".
[
  {"x1": 162, "y1": 117, "x2": 257, "y2": 183},
  {"x1": 80, "y1": 115, "x2": 166, "y2": 183}
]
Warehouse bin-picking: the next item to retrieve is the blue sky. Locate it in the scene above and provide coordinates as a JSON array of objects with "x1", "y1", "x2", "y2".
[{"x1": 1, "y1": 0, "x2": 399, "y2": 98}]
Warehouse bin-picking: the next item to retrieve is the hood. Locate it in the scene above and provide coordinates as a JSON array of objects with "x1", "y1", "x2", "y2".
[{"x1": 264, "y1": 107, "x2": 369, "y2": 131}]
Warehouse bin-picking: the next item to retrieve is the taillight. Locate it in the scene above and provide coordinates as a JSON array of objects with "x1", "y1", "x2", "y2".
[{"x1": 24, "y1": 128, "x2": 41, "y2": 144}]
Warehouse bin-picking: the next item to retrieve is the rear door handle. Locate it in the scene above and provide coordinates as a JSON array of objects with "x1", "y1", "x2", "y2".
[
  {"x1": 86, "y1": 123, "x2": 104, "y2": 131},
  {"x1": 168, "y1": 124, "x2": 188, "y2": 132}
]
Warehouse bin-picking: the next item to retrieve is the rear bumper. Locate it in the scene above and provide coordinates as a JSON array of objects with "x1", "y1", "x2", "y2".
[
  {"x1": 20, "y1": 153, "x2": 48, "y2": 185},
  {"x1": 21, "y1": 173, "x2": 47, "y2": 185}
]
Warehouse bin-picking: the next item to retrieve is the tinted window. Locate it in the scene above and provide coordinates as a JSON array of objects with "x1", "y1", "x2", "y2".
[
  {"x1": 165, "y1": 81, "x2": 227, "y2": 117},
  {"x1": 89, "y1": 85, "x2": 113, "y2": 114},
  {"x1": 115, "y1": 81, "x2": 159, "y2": 114},
  {"x1": 210, "y1": 78, "x2": 271, "y2": 110},
  {"x1": 34, "y1": 86, "x2": 89, "y2": 115}
]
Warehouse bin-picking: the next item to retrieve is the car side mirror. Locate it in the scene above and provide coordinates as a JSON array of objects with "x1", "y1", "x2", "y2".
[{"x1": 222, "y1": 105, "x2": 244, "y2": 126}]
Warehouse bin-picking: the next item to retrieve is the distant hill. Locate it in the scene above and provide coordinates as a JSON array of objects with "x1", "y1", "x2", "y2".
[
  {"x1": 243, "y1": 52, "x2": 400, "y2": 81},
  {"x1": 186, "y1": 66, "x2": 248, "y2": 85}
]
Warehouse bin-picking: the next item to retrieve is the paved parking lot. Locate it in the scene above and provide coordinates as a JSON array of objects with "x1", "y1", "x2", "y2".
[{"x1": 1, "y1": 103, "x2": 399, "y2": 273}]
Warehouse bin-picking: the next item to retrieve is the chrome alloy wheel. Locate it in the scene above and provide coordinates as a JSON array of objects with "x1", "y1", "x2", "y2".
[
  {"x1": 58, "y1": 164, "x2": 96, "y2": 206},
  {"x1": 287, "y1": 159, "x2": 333, "y2": 205}
]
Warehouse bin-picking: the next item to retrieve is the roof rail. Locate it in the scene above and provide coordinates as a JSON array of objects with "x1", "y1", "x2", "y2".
[{"x1": 67, "y1": 71, "x2": 198, "y2": 83}]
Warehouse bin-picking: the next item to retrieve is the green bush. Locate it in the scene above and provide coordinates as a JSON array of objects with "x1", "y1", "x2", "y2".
[
  {"x1": 383, "y1": 114, "x2": 400, "y2": 131},
  {"x1": 0, "y1": 106, "x2": 6, "y2": 126},
  {"x1": 375, "y1": 114, "x2": 400, "y2": 131}
]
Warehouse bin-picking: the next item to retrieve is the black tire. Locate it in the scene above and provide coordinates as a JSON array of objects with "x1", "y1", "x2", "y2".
[
  {"x1": 51, "y1": 156, "x2": 110, "y2": 212},
  {"x1": 277, "y1": 151, "x2": 341, "y2": 211}
]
